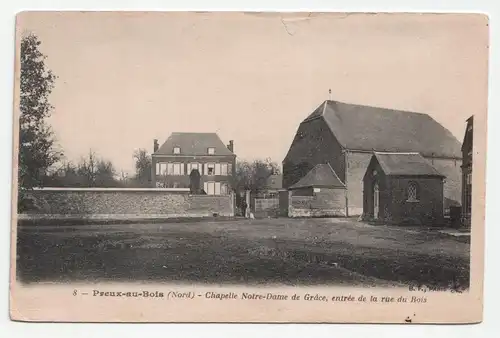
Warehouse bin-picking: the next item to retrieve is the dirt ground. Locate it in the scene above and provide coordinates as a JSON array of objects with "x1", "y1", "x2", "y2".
[{"x1": 16, "y1": 217, "x2": 470, "y2": 289}]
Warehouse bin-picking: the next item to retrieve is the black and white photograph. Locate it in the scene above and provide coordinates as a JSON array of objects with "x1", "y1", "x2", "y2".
[{"x1": 10, "y1": 11, "x2": 487, "y2": 323}]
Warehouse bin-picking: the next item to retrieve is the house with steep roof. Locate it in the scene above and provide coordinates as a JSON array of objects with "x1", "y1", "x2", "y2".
[
  {"x1": 151, "y1": 132, "x2": 236, "y2": 195},
  {"x1": 283, "y1": 99, "x2": 462, "y2": 216},
  {"x1": 363, "y1": 152, "x2": 445, "y2": 225}
]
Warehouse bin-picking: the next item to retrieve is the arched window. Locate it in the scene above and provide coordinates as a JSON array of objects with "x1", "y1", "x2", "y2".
[{"x1": 407, "y1": 182, "x2": 419, "y2": 202}]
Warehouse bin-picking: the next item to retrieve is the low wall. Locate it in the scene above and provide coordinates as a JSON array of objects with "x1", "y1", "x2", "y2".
[
  {"x1": 21, "y1": 188, "x2": 234, "y2": 219},
  {"x1": 253, "y1": 198, "x2": 279, "y2": 218},
  {"x1": 289, "y1": 188, "x2": 346, "y2": 217}
]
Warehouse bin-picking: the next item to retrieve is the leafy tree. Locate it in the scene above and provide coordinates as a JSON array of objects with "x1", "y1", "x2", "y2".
[
  {"x1": 233, "y1": 158, "x2": 280, "y2": 193},
  {"x1": 42, "y1": 161, "x2": 83, "y2": 187},
  {"x1": 95, "y1": 159, "x2": 117, "y2": 187},
  {"x1": 18, "y1": 33, "x2": 61, "y2": 210}
]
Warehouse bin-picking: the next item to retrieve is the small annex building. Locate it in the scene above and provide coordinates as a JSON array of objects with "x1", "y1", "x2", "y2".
[
  {"x1": 363, "y1": 152, "x2": 445, "y2": 225},
  {"x1": 288, "y1": 164, "x2": 347, "y2": 217}
]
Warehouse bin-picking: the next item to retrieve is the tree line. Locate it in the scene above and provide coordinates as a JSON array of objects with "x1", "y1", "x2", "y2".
[
  {"x1": 42, "y1": 149, "x2": 280, "y2": 192},
  {"x1": 18, "y1": 33, "x2": 281, "y2": 199},
  {"x1": 41, "y1": 149, "x2": 153, "y2": 188},
  {"x1": 18, "y1": 33, "x2": 153, "y2": 191}
]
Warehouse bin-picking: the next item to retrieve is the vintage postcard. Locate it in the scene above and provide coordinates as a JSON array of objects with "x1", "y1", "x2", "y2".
[{"x1": 10, "y1": 11, "x2": 488, "y2": 323}]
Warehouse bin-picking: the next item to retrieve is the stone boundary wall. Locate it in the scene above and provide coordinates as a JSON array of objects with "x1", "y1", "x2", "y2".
[
  {"x1": 20, "y1": 188, "x2": 234, "y2": 219},
  {"x1": 289, "y1": 194, "x2": 346, "y2": 218}
]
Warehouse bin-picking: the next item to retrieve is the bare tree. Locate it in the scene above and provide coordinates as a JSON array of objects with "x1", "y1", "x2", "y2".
[
  {"x1": 77, "y1": 150, "x2": 98, "y2": 187},
  {"x1": 132, "y1": 148, "x2": 152, "y2": 187},
  {"x1": 75, "y1": 150, "x2": 119, "y2": 187}
]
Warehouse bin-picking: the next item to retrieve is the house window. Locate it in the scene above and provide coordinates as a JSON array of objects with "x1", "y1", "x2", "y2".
[
  {"x1": 173, "y1": 163, "x2": 184, "y2": 175},
  {"x1": 221, "y1": 183, "x2": 228, "y2": 195},
  {"x1": 208, "y1": 147, "x2": 215, "y2": 155},
  {"x1": 173, "y1": 147, "x2": 181, "y2": 154},
  {"x1": 188, "y1": 162, "x2": 200, "y2": 174},
  {"x1": 206, "y1": 163, "x2": 215, "y2": 175},
  {"x1": 167, "y1": 163, "x2": 174, "y2": 175},
  {"x1": 407, "y1": 182, "x2": 419, "y2": 202},
  {"x1": 467, "y1": 173, "x2": 472, "y2": 185},
  {"x1": 157, "y1": 163, "x2": 168, "y2": 175},
  {"x1": 221, "y1": 163, "x2": 228, "y2": 176},
  {"x1": 228, "y1": 163, "x2": 232, "y2": 175},
  {"x1": 215, "y1": 163, "x2": 221, "y2": 175},
  {"x1": 204, "y1": 181, "x2": 221, "y2": 195}
]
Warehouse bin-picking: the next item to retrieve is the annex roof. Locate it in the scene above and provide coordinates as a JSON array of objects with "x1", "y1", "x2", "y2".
[
  {"x1": 289, "y1": 164, "x2": 346, "y2": 189},
  {"x1": 372, "y1": 152, "x2": 445, "y2": 177}
]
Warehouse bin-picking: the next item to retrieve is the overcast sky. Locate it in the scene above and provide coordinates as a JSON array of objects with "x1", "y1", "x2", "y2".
[{"x1": 17, "y1": 12, "x2": 488, "y2": 173}]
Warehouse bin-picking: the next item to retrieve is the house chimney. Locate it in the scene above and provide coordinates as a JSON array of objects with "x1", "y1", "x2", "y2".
[
  {"x1": 227, "y1": 140, "x2": 234, "y2": 152},
  {"x1": 153, "y1": 139, "x2": 159, "y2": 152},
  {"x1": 328, "y1": 88, "x2": 332, "y2": 101}
]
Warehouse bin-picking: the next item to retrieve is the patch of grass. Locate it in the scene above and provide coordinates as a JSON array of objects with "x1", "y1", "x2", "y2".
[{"x1": 16, "y1": 227, "x2": 469, "y2": 289}]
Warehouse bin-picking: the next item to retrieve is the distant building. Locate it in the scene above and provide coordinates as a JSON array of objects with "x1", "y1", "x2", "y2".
[
  {"x1": 363, "y1": 152, "x2": 445, "y2": 225},
  {"x1": 283, "y1": 99, "x2": 462, "y2": 216},
  {"x1": 261, "y1": 174, "x2": 283, "y2": 198},
  {"x1": 151, "y1": 132, "x2": 236, "y2": 195},
  {"x1": 461, "y1": 116, "x2": 473, "y2": 227}
]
